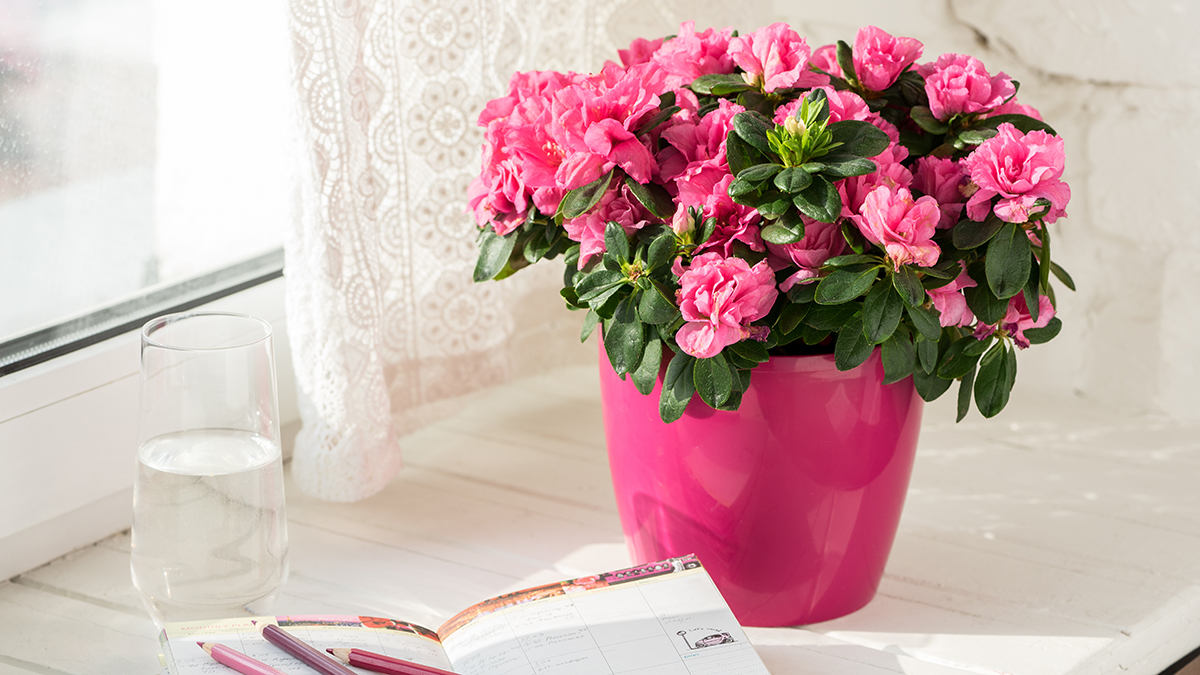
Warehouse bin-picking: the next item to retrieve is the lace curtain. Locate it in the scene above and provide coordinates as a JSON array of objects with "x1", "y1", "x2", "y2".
[{"x1": 285, "y1": 0, "x2": 774, "y2": 501}]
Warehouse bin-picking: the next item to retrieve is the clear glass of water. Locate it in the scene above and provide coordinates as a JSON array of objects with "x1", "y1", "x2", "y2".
[{"x1": 131, "y1": 311, "x2": 289, "y2": 627}]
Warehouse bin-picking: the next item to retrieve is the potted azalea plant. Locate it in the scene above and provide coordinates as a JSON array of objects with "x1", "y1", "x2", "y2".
[{"x1": 468, "y1": 22, "x2": 1073, "y2": 626}]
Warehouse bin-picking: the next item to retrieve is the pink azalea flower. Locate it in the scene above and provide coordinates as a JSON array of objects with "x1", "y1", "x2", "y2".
[
  {"x1": 549, "y1": 62, "x2": 664, "y2": 190},
  {"x1": 975, "y1": 293, "x2": 1055, "y2": 349},
  {"x1": 839, "y1": 142, "x2": 913, "y2": 218},
  {"x1": 766, "y1": 217, "x2": 847, "y2": 292},
  {"x1": 852, "y1": 26, "x2": 923, "y2": 92},
  {"x1": 912, "y1": 155, "x2": 969, "y2": 229},
  {"x1": 728, "y1": 23, "x2": 828, "y2": 92},
  {"x1": 926, "y1": 265, "x2": 976, "y2": 328},
  {"x1": 963, "y1": 123, "x2": 1070, "y2": 224},
  {"x1": 562, "y1": 185, "x2": 653, "y2": 269},
  {"x1": 851, "y1": 185, "x2": 941, "y2": 269},
  {"x1": 651, "y1": 21, "x2": 736, "y2": 89},
  {"x1": 618, "y1": 37, "x2": 664, "y2": 67},
  {"x1": 471, "y1": 70, "x2": 583, "y2": 228},
  {"x1": 918, "y1": 53, "x2": 1015, "y2": 121},
  {"x1": 659, "y1": 98, "x2": 744, "y2": 183},
  {"x1": 988, "y1": 99, "x2": 1043, "y2": 121},
  {"x1": 809, "y1": 44, "x2": 841, "y2": 77},
  {"x1": 672, "y1": 252, "x2": 779, "y2": 359}
]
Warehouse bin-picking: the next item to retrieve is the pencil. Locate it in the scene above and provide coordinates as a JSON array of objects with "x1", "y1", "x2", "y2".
[
  {"x1": 198, "y1": 642, "x2": 289, "y2": 675},
  {"x1": 327, "y1": 648, "x2": 458, "y2": 675},
  {"x1": 260, "y1": 624, "x2": 357, "y2": 675}
]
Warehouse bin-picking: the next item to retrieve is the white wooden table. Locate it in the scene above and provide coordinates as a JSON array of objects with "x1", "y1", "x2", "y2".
[{"x1": 2, "y1": 363, "x2": 1199, "y2": 675}]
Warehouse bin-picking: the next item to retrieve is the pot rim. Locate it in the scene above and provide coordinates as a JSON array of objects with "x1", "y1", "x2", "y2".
[{"x1": 752, "y1": 348, "x2": 879, "y2": 375}]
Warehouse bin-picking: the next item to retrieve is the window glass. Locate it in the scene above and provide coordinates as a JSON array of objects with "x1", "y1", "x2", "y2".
[{"x1": 0, "y1": 0, "x2": 291, "y2": 368}]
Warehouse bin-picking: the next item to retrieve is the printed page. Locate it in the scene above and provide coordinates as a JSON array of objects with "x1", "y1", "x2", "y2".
[
  {"x1": 160, "y1": 615, "x2": 454, "y2": 675},
  {"x1": 438, "y1": 557, "x2": 769, "y2": 675}
]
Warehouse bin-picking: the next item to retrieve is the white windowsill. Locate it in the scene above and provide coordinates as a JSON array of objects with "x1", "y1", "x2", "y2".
[{"x1": 0, "y1": 277, "x2": 298, "y2": 581}]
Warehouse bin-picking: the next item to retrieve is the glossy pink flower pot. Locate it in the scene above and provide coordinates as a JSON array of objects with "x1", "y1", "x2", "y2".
[{"x1": 598, "y1": 346, "x2": 924, "y2": 626}]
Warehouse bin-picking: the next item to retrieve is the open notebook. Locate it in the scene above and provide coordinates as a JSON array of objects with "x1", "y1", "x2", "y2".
[{"x1": 158, "y1": 555, "x2": 770, "y2": 675}]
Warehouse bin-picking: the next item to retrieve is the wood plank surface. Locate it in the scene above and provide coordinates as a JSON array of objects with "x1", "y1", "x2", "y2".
[{"x1": 0, "y1": 364, "x2": 1197, "y2": 675}]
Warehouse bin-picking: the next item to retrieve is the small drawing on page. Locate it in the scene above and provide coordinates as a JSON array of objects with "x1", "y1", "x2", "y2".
[{"x1": 677, "y1": 628, "x2": 736, "y2": 650}]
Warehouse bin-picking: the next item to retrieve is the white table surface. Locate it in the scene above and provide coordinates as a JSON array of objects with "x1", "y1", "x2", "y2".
[{"x1": 1, "y1": 363, "x2": 1198, "y2": 675}]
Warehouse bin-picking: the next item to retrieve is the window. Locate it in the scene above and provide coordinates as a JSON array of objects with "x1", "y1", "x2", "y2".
[{"x1": 0, "y1": 0, "x2": 299, "y2": 578}]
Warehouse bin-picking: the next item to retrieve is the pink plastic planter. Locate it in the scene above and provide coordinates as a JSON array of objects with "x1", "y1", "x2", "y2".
[{"x1": 598, "y1": 346, "x2": 924, "y2": 626}]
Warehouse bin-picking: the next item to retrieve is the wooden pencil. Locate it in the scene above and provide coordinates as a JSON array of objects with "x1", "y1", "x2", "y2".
[
  {"x1": 260, "y1": 623, "x2": 357, "y2": 675},
  {"x1": 326, "y1": 647, "x2": 458, "y2": 675},
  {"x1": 199, "y1": 642, "x2": 289, "y2": 675}
]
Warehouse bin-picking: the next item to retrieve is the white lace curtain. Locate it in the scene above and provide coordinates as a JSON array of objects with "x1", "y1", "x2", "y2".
[{"x1": 285, "y1": 0, "x2": 774, "y2": 501}]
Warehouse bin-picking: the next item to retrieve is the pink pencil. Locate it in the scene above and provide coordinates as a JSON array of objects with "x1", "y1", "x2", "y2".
[{"x1": 199, "y1": 642, "x2": 289, "y2": 675}]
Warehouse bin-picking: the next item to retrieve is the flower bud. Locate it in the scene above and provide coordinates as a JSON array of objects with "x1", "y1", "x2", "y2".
[
  {"x1": 783, "y1": 115, "x2": 806, "y2": 137},
  {"x1": 672, "y1": 208, "x2": 695, "y2": 236}
]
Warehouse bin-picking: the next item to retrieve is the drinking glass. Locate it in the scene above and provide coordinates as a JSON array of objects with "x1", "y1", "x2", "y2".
[{"x1": 131, "y1": 311, "x2": 289, "y2": 627}]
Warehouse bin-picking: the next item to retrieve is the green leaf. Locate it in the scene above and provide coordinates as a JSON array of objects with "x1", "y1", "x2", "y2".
[
  {"x1": 1024, "y1": 258, "x2": 1041, "y2": 324},
  {"x1": 1025, "y1": 316, "x2": 1063, "y2": 345},
  {"x1": 659, "y1": 352, "x2": 696, "y2": 423},
  {"x1": 698, "y1": 216, "x2": 718, "y2": 246},
  {"x1": 646, "y1": 231, "x2": 676, "y2": 272},
  {"x1": 986, "y1": 222, "x2": 1032, "y2": 299},
  {"x1": 824, "y1": 254, "x2": 877, "y2": 268},
  {"x1": 974, "y1": 342, "x2": 1017, "y2": 418},
  {"x1": 964, "y1": 265, "x2": 1010, "y2": 325},
  {"x1": 604, "y1": 220, "x2": 630, "y2": 261},
  {"x1": 952, "y1": 215, "x2": 1006, "y2": 249},
  {"x1": 937, "y1": 336, "x2": 986, "y2": 379},
  {"x1": 694, "y1": 352, "x2": 734, "y2": 407},
  {"x1": 975, "y1": 113, "x2": 1057, "y2": 136},
  {"x1": 631, "y1": 336, "x2": 662, "y2": 395},
  {"x1": 956, "y1": 363, "x2": 977, "y2": 422},
  {"x1": 835, "y1": 40, "x2": 857, "y2": 84},
  {"x1": 728, "y1": 177, "x2": 760, "y2": 198},
  {"x1": 910, "y1": 106, "x2": 950, "y2": 134},
  {"x1": 793, "y1": 175, "x2": 842, "y2": 223},
  {"x1": 892, "y1": 266, "x2": 926, "y2": 307},
  {"x1": 638, "y1": 282, "x2": 678, "y2": 325},
  {"x1": 816, "y1": 266, "x2": 880, "y2": 305},
  {"x1": 690, "y1": 73, "x2": 753, "y2": 95},
  {"x1": 957, "y1": 128, "x2": 998, "y2": 145},
  {"x1": 916, "y1": 334, "x2": 939, "y2": 374},
  {"x1": 773, "y1": 166, "x2": 813, "y2": 193},
  {"x1": 805, "y1": 301, "x2": 861, "y2": 330},
  {"x1": 623, "y1": 176, "x2": 676, "y2": 219},
  {"x1": 756, "y1": 193, "x2": 792, "y2": 217},
  {"x1": 907, "y1": 304, "x2": 943, "y2": 342},
  {"x1": 580, "y1": 309, "x2": 599, "y2": 342},
  {"x1": 881, "y1": 330, "x2": 915, "y2": 384},
  {"x1": 561, "y1": 286, "x2": 583, "y2": 309},
  {"x1": 604, "y1": 297, "x2": 645, "y2": 376},
  {"x1": 812, "y1": 154, "x2": 877, "y2": 178},
  {"x1": 827, "y1": 120, "x2": 890, "y2": 158},
  {"x1": 1051, "y1": 261, "x2": 1076, "y2": 291},
  {"x1": 862, "y1": 280, "x2": 903, "y2": 344},
  {"x1": 473, "y1": 228, "x2": 518, "y2": 282},
  {"x1": 725, "y1": 132, "x2": 763, "y2": 176},
  {"x1": 561, "y1": 169, "x2": 614, "y2": 219},
  {"x1": 775, "y1": 302, "x2": 809, "y2": 336},
  {"x1": 729, "y1": 339, "x2": 770, "y2": 364},
  {"x1": 761, "y1": 222, "x2": 806, "y2": 245},
  {"x1": 914, "y1": 365, "x2": 953, "y2": 401},
  {"x1": 788, "y1": 281, "x2": 818, "y2": 304},
  {"x1": 634, "y1": 105, "x2": 682, "y2": 137},
  {"x1": 732, "y1": 111, "x2": 774, "y2": 155},
  {"x1": 575, "y1": 269, "x2": 626, "y2": 302},
  {"x1": 834, "y1": 315, "x2": 873, "y2": 371},
  {"x1": 738, "y1": 163, "x2": 783, "y2": 183}
]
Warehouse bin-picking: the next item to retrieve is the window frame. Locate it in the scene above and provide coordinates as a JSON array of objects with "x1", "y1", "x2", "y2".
[{"x1": 0, "y1": 274, "x2": 298, "y2": 580}]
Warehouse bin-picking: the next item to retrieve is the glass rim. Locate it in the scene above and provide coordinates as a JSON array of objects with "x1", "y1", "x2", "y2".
[{"x1": 141, "y1": 311, "x2": 273, "y2": 352}]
